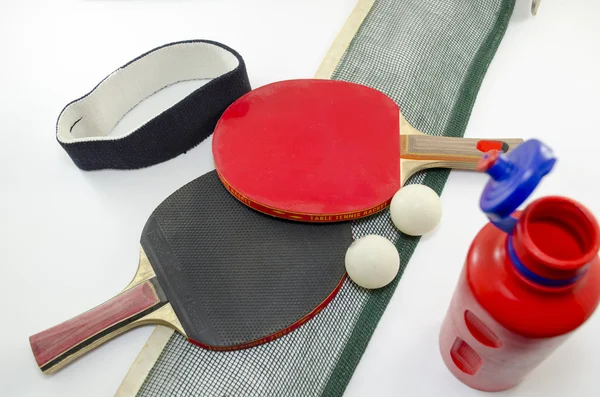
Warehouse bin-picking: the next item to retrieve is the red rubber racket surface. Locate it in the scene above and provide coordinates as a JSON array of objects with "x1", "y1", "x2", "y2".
[{"x1": 213, "y1": 79, "x2": 400, "y2": 222}]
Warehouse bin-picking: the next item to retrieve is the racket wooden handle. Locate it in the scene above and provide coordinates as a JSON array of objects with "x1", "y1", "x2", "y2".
[
  {"x1": 29, "y1": 279, "x2": 166, "y2": 374},
  {"x1": 401, "y1": 135, "x2": 524, "y2": 169}
]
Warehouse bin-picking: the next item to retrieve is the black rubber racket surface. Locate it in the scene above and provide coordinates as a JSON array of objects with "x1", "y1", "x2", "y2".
[{"x1": 30, "y1": 171, "x2": 353, "y2": 373}]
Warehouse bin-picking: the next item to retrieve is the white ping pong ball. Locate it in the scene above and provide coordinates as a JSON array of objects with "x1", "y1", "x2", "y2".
[
  {"x1": 345, "y1": 235, "x2": 400, "y2": 289},
  {"x1": 390, "y1": 184, "x2": 442, "y2": 236}
]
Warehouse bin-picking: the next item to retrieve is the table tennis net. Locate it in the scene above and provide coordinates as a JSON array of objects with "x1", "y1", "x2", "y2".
[{"x1": 132, "y1": 0, "x2": 515, "y2": 395}]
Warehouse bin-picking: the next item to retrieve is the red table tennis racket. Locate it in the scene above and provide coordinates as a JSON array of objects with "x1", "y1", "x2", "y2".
[
  {"x1": 29, "y1": 171, "x2": 353, "y2": 374},
  {"x1": 212, "y1": 79, "x2": 524, "y2": 222}
]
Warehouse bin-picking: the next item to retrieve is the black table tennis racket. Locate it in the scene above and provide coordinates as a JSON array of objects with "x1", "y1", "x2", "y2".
[{"x1": 29, "y1": 171, "x2": 353, "y2": 374}]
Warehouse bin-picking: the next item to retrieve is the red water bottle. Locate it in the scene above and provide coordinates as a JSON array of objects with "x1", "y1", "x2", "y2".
[{"x1": 439, "y1": 139, "x2": 600, "y2": 391}]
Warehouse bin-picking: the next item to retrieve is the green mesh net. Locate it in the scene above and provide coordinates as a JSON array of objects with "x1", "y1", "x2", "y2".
[{"x1": 133, "y1": 0, "x2": 515, "y2": 395}]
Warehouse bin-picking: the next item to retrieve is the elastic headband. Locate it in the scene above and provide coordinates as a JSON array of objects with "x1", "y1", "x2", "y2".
[{"x1": 56, "y1": 40, "x2": 251, "y2": 170}]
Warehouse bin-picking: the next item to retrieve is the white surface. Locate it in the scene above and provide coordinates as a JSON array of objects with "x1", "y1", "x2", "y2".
[
  {"x1": 390, "y1": 184, "x2": 442, "y2": 236},
  {"x1": 1, "y1": 0, "x2": 599, "y2": 396},
  {"x1": 345, "y1": 235, "x2": 400, "y2": 289}
]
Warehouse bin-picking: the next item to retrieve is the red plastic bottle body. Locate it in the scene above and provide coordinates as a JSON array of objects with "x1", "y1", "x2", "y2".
[{"x1": 439, "y1": 196, "x2": 600, "y2": 391}]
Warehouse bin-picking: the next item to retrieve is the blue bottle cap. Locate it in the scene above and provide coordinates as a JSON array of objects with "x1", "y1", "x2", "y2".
[{"x1": 478, "y1": 139, "x2": 557, "y2": 233}]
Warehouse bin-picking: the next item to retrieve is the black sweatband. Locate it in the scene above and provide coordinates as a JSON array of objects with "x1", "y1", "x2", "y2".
[{"x1": 55, "y1": 40, "x2": 251, "y2": 171}]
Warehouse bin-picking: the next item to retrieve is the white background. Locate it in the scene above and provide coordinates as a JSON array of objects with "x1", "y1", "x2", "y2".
[{"x1": 1, "y1": 0, "x2": 599, "y2": 396}]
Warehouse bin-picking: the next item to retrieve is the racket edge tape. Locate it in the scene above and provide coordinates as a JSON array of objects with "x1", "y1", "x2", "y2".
[{"x1": 216, "y1": 169, "x2": 392, "y2": 222}]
